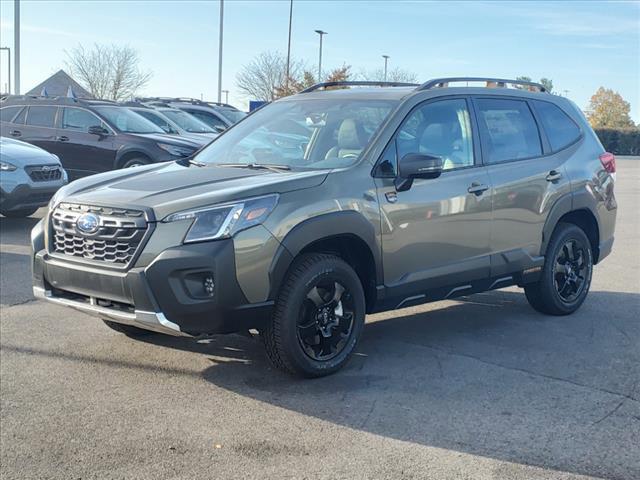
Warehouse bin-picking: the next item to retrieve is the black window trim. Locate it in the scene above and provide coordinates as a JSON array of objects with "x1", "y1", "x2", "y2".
[
  {"x1": 528, "y1": 98, "x2": 584, "y2": 154},
  {"x1": 372, "y1": 94, "x2": 481, "y2": 179},
  {"x1": 24, "y1": 105, "x2": 60, "y2": 130},
  {"x1": 471, "y1": 95, "x2": 546, "y2": 166}
]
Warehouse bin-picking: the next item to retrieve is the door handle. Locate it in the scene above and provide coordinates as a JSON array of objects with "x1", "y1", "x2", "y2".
[
  {"x1": 10, "y1": 130, "x2": 21, "y2": 137},
  {"x1": 57, "y1": 136, "x2": 69, "y2": 142},
  {"x1": 546, "y1": 170, "x2": 562, "y2": 182},
  {"x1": 467, "y1": 182, "x2": 489, "y2": 196}
]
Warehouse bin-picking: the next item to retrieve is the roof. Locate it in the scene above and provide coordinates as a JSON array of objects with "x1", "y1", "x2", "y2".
[{"x1": 26, "y1": 70, "x2": 93, "y2": 99}]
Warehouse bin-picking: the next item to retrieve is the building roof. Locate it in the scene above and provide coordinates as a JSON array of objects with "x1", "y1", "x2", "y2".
[{"x1": 26, "y1": 69, "x2": 93, "y2": 98}]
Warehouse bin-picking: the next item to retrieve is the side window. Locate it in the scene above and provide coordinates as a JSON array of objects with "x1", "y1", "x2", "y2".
[
  {"x1": 26, "y1": 106, "x2": 57, "y2": 128},
  {"x1": 136, "y1": 110, "x2": 177, "y2": 134},
  {"x1": 475, "y1": 98, "x2": 542, "y2": 163},
  {"x1": 62, "y1": 108, "x2": 104, "y2": 132},
  {"x1": 12, "y1": 107, "x2": 27, "y2": 125},
  {"x1": 188, "y1": 110, "x2": 227, "y2": 130},
  {"x1": 0, "y1": 106, "x2": 22, "y2": 123},
  {"x1": 396, "y1": 98, "x2": 474, "y2": 171},
  {"x1": 532, "y1": 100, "x2": 581, "y2": 151}
]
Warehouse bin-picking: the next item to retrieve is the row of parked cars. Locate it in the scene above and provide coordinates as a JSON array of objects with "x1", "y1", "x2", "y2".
[{"x1": 0, "y1": 95, "x2": 246, "y2": 216}]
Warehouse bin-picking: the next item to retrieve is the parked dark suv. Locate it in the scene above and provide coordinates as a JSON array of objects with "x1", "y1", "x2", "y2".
[
  {"x1": 31, "y1": 78, "x2": 617, "y2": 377},
  {"x1": 1, "y1": 96, "x2": 201, "y2": 180}
]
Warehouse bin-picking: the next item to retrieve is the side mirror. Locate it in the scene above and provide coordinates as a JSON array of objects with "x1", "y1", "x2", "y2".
[
  {"x1": 88, "y1": 125, "x2": 109, "y2": 136},
  {"x1": 394, "y1": 153, "x2": 443, "y2": 192}
]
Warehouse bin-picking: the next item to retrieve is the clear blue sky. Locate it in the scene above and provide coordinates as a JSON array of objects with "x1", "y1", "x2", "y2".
[{"x1": 1, "y1": 0, "x2": 638, "y2": 121}]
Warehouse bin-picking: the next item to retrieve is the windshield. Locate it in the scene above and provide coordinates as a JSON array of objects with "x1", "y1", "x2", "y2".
[
  {"x1": 94, "y1": 106, "x2": 165, "y2": 134},
  {"x1": 161, "y1": 109, "x2": 216, "y2": 133},
  {"x1": 218, "y1": 109, "x2": 247, "y2": 124},
  {"x1": 135, "y1": 109, "x2": 179, "y2": 134},
  {"x1": 194, "y1": 99, "x2": 397, "y2": 169}
]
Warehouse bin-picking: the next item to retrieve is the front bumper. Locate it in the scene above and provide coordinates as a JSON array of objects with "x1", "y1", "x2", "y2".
[
  {"x1": 1, "y1": 182, "x2": 62, "y2": 212},
  {"x1": 32, "y1": 239, "x2": 273, "y2": 336}
]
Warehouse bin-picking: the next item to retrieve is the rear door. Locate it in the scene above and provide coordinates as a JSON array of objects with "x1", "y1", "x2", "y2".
[
  {"x1": 376, "y1": 97, "x2": 493, "y2": 297},
  {"x1": 16, "y1": 106, "x2": 59, "y2": 153},
  {"x1": 472, "y1": 96, "x2": 573, "y2": 276},
  {"x1": 57, "y1": 107, "x2": 116, "y2": 179}
]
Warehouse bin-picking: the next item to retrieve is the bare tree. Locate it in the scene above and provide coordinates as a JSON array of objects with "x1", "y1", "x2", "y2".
[
  {"x1": 236, "y1": 51, "x2": 305, "y2": 101},
  {"x1": 358, "y1": 67, "x2": 418, "y2": 83},
  {"x1": 65, "y1": 44, "x2": 152, "y2": 101}
]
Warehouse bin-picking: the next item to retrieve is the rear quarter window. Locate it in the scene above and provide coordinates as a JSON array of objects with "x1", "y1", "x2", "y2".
[{"x1": 532, "y1": 100, "x2": 581, "y2": 151}]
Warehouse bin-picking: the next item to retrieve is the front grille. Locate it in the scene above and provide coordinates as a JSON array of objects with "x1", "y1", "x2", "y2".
[
  {"x1": 50, "y1": 203, "x2": 148, "y2": 267},
  {"x1": 26, "y1": 165, "x2": 63, "y2": 182}
]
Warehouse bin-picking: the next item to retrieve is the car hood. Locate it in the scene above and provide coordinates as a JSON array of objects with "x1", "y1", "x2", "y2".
[
  {"x1": 130, "y1": 133, "x2": 202, "y2": 148},
  {"x1": 59, "y1": 161, "x2": 328, "y2": 219},
  {"x1": 0, "y1": 137, "x2": 61, "y2": 165}
]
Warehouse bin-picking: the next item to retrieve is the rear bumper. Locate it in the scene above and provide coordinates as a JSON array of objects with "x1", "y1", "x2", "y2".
[{"x1": 32, "y1": 239, "x2": 273, "y2": 336}]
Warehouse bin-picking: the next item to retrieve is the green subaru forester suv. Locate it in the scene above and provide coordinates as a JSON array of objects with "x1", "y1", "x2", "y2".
[{"x1": 31, "y1": 78, "x2": 617, "y2": 377}]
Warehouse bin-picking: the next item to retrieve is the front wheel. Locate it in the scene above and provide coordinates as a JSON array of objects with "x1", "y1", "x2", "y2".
[
  {"x1": 121, "y1": 158, "x2": 150, "y2": 169},
  {"x1": 262, "y1": 253, "x2": 366, "y2": 377},
  {"x1": 525, "y1": 223, "x2": 593, "y2": 315}
]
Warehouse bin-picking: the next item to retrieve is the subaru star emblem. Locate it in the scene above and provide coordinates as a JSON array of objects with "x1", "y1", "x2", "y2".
[{"x1": 76, "y1": 213, "x2": 100, "y2": 234}]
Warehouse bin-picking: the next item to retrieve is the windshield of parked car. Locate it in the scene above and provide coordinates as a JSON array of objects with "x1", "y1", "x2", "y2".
[
  {"x1": 194, "y1": 99, "x2": 398, "y2": 169},
  {"x1": 161, "y1": 109, "x2": 216, "y2": 133},
  {"x1": 93, "y1": 106, "x2": 165, "y2": 134},
  {"x1": 218, "y1": 109, "x2": 247, "y2": 124}
]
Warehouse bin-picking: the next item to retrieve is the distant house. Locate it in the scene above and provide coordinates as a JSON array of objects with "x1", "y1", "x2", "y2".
[{"x1": 26, "y1": 69, "x2": 93, "y2": 98}]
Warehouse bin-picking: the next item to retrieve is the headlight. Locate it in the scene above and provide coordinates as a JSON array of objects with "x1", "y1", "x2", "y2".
[
  {"x1": 164, "y1": 194, "x2": 278, "y2": 243},
  {"x1": 157, "y1": 143, "x2": 196, "y2": 157},
  {"x1": 0, "y1": 161, "x2": 17, "y2": 171}
]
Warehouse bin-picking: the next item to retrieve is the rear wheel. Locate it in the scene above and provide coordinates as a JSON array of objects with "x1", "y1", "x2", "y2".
[
  {"x1": 1, "y1": 207, "x2": 39, "y2": 218},
  {"x1": 121, "y1": 157, "x2": 150, "y2": 169},
  {"x1": 525, "y1": 223, "x2": 593, "y2": 315},
  {"x1": 262, "y1": 253, "x2": 366, "y2": 377},
  {"x1": 102, "y1": 319, "x2": 153, "y2": 337}
]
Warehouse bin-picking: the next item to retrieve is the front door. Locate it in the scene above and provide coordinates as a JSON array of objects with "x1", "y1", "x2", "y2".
[
  {"x1": 57, "y1": 107, "x2": 116, "y2": 179},
  {"x1": 375, "y1": 97, "x2": 493, "y2": 299}
]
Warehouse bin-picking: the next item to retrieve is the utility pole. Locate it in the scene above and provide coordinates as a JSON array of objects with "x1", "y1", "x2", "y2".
[
  {"x1": 222, "y1": 89, "x2": 229, "y2": 104},
  {"x1": 314, "y1": 30, "x2": 327, "y2": 82},
  {"x1": 285, "y1": 0, "x2": 293, "y2": 89},
  {"x1": 217, "y1": 0, "x2": 224, "y2": 103},
  {"x1": 14, "y1": 0, "x2": 20, "y2": 94},
  {"x1": 382, "y1": 55, "x2": 390, "y2": 82},
  {"x1": 0, "y1": 47, "x2": 10, "y2": 94}
]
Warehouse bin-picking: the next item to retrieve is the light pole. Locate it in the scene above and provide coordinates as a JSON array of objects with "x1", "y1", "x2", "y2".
[
  {"x1": 382, "y1": 55, "x2": 390, "y2": 82},
  {"x1": 285, "y1": 0, "x2": 293, "y2": 89},
  {"x1": 217, "y1": 0, "x2": 224, "y2": 103},
  {"x1": 314, "y1": 29, "x2": 327, "y2": 82},
  {"x1": 14, "y1": 0, "x2": 20, "y2": 94},
  {"x1": 221, "y1": 89, "x2": 229, "y2": 104},
  {"x1": 0, "y1": 47, "x2": 10, "y2": 94}
]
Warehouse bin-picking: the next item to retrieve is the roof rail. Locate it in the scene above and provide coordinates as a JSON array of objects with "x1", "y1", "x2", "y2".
[
  {"x1": 417, "y1": 77, "x2": 547, "y2": 92},
  {"x1": 300, "y1": 81, "x2": 420, "y2": 93},
  {"x1": 135, "y1": 97, "x2": 238, "y2": 109},
  {"x1": 1, "y1": 94, "x2": 119, "y2": 105}
]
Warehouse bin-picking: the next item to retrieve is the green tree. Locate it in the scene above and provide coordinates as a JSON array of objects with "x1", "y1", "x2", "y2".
[
  {"x1": 587, "y1": 87, "x2": 635, "y2": 128},
  {"x1": 539, "y1": 78, "x2": 553, "y2": 93}
]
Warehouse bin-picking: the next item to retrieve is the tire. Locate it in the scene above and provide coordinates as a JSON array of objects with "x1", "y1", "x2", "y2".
[
  {"x1": 102, "y1": 319, "x2": 153, "y2": 337},
  {"x1": 262, "y1": 253, "x2": 366, "y2": 378},
  {"x1": 1, "y1": 207, "x2": 39, "y2": 218},
  {"x1": 121, "y1": 157, "x2": 150, "y2": 169},
  {"x1": 525, "y1": 222, "x2": 593, "y2": 315}
]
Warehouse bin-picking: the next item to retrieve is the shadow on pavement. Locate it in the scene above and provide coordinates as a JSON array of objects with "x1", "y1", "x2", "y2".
[{"x1": 141, "y1": 289, "x2": 639, "y2": 480}]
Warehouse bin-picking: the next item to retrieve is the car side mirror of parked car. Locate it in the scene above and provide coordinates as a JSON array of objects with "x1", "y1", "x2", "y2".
[
  {"x1": 88, "y1": 125, "x2": 110, "y2": 136},
  {"x1": 395, "y1": 153, "x2": 443, "y2": 192}
]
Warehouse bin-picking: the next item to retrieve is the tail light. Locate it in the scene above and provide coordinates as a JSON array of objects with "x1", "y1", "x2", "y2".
[{"x1": 599, "y1": 152, "x2": 616, "y2": 174}]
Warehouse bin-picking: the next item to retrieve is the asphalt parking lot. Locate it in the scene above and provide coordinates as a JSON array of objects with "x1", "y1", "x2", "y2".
[{"x1": 1, "y1": 159, "x2": 638, "y2": 480}]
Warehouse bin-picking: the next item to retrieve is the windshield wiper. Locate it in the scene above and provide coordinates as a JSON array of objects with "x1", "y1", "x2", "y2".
[{"x1": 217, "y1": 163, "x2": 291, "y2": 172}]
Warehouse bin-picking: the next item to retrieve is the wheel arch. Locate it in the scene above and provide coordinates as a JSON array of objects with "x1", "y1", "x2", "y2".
[
  {"x1": 114, "y1": 150, "x2": 153, "y2": 169},
  {"x1": 268, "y1": 211, "x2": 382, "y2": 313},
  {"x1": 542, "y1": 192, "x2": 601, "y2": 263}
]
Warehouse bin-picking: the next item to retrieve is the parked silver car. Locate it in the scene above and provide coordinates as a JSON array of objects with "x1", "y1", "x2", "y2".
[{"x1": 1, "y1": 137, "x2": 68, "y2": 217}]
